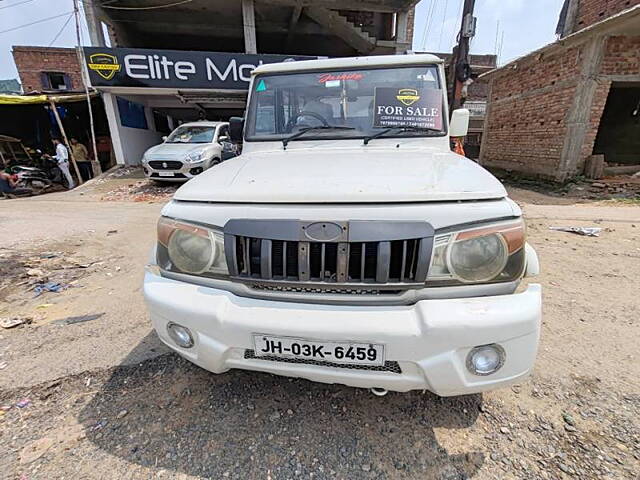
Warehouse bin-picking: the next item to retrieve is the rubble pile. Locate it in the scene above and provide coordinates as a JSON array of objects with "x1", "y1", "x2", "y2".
[
  {"x1": 498, "y1": 171, "x2": 640, "y2": 201},
  {"x1": 100, "y1": 180, "x2": 177, "y2": 202},
  {"x1": 93, "y1": 166, "x2": 141, "y2": 185},
  {"x1": 586, "y1": 177, "x2": 640, "y2": 199},
  {"x1": 0, "y1": 250, "x2": 103, "y2": 307}
]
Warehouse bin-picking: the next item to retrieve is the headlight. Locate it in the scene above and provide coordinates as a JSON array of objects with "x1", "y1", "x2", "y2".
[
  {"x1": 184, "y1": 150, "x2": 206, "y2": 163},
  {"x1": 428, "y1": 219, "x2": 526, "y2": 285},
  {"x1": 157, "y1": 217, "x2": 228, "y2": 276}
]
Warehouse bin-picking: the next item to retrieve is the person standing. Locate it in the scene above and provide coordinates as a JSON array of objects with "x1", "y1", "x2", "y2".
[
  {"x1": 51, "y1": 138, "x2": 75, "y2": 189},
  {"x1": 70, "y1": 137, "x2": 89, "y2": 162}
]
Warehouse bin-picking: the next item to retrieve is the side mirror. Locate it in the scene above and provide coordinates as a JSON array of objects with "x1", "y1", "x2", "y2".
[
  {"x1": 162, "y1": 136, "x2": 168, "y2": 142},
  {"x1": 449, "y1": 109, "x2": 470, "y2": 138},
  {"x1": 229, "y1": 117, "x2": 244, "y2": 143},
  {"x1": 218, "y1": 135, "x2": 229, "y2": 143}
]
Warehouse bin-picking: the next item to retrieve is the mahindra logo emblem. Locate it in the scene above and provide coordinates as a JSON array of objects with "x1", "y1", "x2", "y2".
[
  {"x1": 303, "y1": 222, "x2": 343, "y2": 242},
  {"x1": 162, "y1": 162, "x2": 168, "y2": 168}
]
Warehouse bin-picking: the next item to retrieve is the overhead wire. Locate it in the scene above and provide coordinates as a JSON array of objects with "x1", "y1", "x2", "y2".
[
  {"x1": 0, "y1": 0, "x2": 34, "y2": 10},
  {"x1": 420, "y1": 0, "x2": 437, "y2": 50},
  {"x1": 96, "y1": 0, "x2": 194, "y2": 10},
  {"x1": 437, "y1": 0, "x2": 450, "y2": 51},
  {"x1": 48, "y1": 13, "x2": 74, "y2": 46},
  {"x1": 449, "y1": 0, "x2": 464, "y2": 47},
  {"x1": 0, "y1": 11, "x2": 74, "y2": 35}
]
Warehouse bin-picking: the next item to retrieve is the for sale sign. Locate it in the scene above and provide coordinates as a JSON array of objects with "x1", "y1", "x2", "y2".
[{"x1": 373, "y1": 87, "x2": 443, "y2": 130}]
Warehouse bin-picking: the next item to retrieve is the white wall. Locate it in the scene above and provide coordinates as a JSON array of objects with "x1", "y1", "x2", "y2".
[{"x1": 102, "y1": 92, "x2": 164, "y2": 165}]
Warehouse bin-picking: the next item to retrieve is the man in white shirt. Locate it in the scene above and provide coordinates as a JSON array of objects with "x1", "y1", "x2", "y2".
[{"x1": 51, "y1": 138, "x2": 75, "y2": 189}]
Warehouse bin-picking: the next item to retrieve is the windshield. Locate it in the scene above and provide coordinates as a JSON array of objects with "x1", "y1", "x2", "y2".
[
  {"x1": 166, "y1": 125, "x2": 215, "y2": 144},
  {"x1": 246, "y1": 65, "x2": 445, "y2": 141}
]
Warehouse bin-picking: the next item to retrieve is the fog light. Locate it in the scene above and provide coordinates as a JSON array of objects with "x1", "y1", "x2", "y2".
[
  {"x1": 466, "y1": 344, "x2": 505, "y2": 376},
  {"x1": 189, "y1": 167, "x2": 203, "y2": 175},
  {"x1": 166, "y1": 322, "x2": 194, "y2": 348}
]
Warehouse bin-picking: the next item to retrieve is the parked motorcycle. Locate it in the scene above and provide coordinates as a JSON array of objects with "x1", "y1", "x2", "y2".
[{"x1": 6, "y1": 150, "x2": 67, "y2": 192}]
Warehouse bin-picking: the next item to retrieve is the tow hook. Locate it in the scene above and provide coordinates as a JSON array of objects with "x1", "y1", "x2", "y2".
[{"x1": 370, "y1": 387, "x2": 388, "y2": 397}]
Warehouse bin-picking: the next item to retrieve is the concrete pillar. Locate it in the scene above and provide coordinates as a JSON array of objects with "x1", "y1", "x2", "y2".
[
  {"x1": 242, "y1": 0, "x2": 257, "y2": 54},
  {"x1": 395, "y1": 10, "x2": 409, "y2": 54},
  {"x1": 558, "y1": 35, "x2": 606, "y2": 180},
  {"x1": 83, "y1": 0, "x2": 107, "y2": 47},
  {"x1": 102, "y1": 92, "x2": 125, "y2": 165}
]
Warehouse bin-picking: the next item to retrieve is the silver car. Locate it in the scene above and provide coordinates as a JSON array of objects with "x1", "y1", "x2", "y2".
[{"x1": 142, "y1": 121, "x2": 231, "y2": 182}]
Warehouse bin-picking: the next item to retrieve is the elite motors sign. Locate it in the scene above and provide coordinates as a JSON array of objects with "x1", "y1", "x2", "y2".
[{"x1": 84, "y1": 47, "x2": 317, "y2": 90}]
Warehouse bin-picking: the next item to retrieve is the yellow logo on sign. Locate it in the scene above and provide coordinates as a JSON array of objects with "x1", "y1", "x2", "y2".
[
  {"x1": 87, "y1": 53, "x2": 121, "y2": 80},
  {"x1": 396, "y1": 88, "x2": 420, "y2": 106}
]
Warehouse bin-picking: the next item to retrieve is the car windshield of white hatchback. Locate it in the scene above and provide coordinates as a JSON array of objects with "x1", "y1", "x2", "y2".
[
  {"x1": 246, "y1": 65, "x2": 444, "y2": 141},
  {"x1": 166, "y1": 126, "x2": 215, "y2": 143}
]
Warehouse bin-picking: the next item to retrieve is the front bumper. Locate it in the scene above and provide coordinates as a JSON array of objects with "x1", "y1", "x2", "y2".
[
  {"x1": 142, "y1": 160, "x2": 204, "y2": 182},
  {"x1": 143, "y1": 270, "x2": 541, "y2": 396}
]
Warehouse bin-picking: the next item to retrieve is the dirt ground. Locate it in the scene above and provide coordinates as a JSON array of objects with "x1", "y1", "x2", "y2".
[{"x1": 0, "y1": 173, "x2": 639, "y2": 480}]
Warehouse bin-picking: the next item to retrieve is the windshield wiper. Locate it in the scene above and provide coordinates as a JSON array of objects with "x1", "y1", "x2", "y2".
[
  {"x1": 282, "y1": 125, "x2": 356, "y2": 149},
  {"x1": 363, "y1": 126, "x2": 442, "y2": 145}
]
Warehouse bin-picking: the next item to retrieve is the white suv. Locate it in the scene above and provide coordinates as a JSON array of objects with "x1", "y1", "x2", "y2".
[
  {"x1": 142, "y1": 121, "x2": 230, "y2": 182},
  {"x1": 144, "y1": 55, "x2": 541, "y2": 396}
]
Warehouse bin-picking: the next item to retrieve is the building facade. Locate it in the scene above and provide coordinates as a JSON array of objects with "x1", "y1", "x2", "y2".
[
  {"x1": 12, "y1": 46, "x2": 84, "y2": 94},
  {"x1": 480, "y1": 1, "x2": 640, "y2": 181},
  {"x1": 82, "y1": 0, "x2": 418, "y2": 165}
]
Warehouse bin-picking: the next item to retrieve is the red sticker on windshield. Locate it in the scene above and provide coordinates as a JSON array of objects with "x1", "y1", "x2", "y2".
[{"x1": 317, "y1": 72, "x2": 364, "y2": 83}]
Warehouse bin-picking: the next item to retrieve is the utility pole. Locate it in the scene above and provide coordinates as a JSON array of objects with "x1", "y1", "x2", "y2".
[
  {"x1": 449, "y1": 0, "x2": 477, "y2": 113},
  {"x1": 73, "y1": 0, "x2": 100, "y2": 177}
]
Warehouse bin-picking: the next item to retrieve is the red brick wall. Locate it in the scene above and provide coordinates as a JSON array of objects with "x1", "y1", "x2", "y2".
[
  {"x1": 573, "y1": 0, "x2": 640, "y2": 33},
  {"x1": 600, "y1": 35, "x2": 640, "y2": 74},
  {"x1": 480, "y1": 47, "x2": 583, "y2": 178},
  {"x1": 12, "y1": 46, "x2": 82, "y2": 93},
  {"x1": 481, "y1": 33, "x2": 640, "y2": 181}
]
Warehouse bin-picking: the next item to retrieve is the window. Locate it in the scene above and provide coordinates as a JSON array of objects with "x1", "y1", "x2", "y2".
[
  {"x1": 116, "y1": 97, "x2": 148, "y2": 130},
  {"x1": 217, "y1": 125, "x2": 229, "y2": 142},
  {"x1": 166, "y1": 125, "x2": 215, "y2": 143},
  {"x1": 42, "y1": 72, "x2": 71, "y2": 91},
  {"x1": 152, "y1": 110, "x2": 171, "y2": 134},
  {"x1": 246, "y1": 66, "x2": 445, "y2": 141}
]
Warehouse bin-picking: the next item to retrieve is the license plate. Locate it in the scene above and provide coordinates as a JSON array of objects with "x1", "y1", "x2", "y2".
[
  {"x1": 158, "y1": 172, "x2": 174, "y2": 177},
  {"x1": 252, "y1": 334, "x2": 385, "y2": 366}
]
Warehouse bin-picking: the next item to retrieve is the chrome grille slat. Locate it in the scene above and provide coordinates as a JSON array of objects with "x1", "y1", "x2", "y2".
[
  {"x1": 298, "y1": 242, "x2": 310, "y2": 281},
  {"x1": 400, "y1": 240, "x2": 407, "y2": 282},
  {"x1": 336, "y1": 242, "x2": 348, "y2": 282},
  {"x1": 261, "y1": 239, "x2": 272, "y2": 279}
]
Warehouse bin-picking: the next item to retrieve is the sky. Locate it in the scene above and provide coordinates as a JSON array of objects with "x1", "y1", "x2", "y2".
[
  {"x1": 412, "y1": 0, "x2": 566, "y2": 64},
  {"x1": 0, "y1": 0, "x2": 566, "y2": 82}
]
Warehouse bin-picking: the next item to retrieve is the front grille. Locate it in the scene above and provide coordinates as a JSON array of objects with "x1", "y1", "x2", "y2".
[
  {"x1": 224, "y1": 220, "x2": 434, "y2": 288},
  {"x1": 148, "y1": 160, "x2": 183, "y2": 170},
  {"x1": 244, "y1": 349, "x2": 402, "y2": 373},
  {"x1": 238, "y1": 238, "x2": 420, "y2": 282}
]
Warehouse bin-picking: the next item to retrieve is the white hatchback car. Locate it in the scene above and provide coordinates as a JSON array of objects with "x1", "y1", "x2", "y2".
[{"x1": 142, "y1": 121, "x2": 231, "y2": 182}]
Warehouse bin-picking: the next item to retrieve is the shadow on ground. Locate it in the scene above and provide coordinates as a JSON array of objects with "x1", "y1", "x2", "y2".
[{"x1": 78, "y1": 333, "x2": 485, "y2": 479}]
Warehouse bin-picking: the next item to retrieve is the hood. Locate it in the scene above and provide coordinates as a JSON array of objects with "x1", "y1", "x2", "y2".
[
  {"x1": 145, "y1": 142, "x2": 209, "y2": 160},
  {"x1": 173, "y1": 144, "x2": 507, "y2": 203}
]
